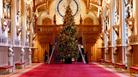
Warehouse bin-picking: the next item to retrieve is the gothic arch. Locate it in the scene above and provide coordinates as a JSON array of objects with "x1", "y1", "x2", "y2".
[
  {"x1": 37, "y1": 11, "x2": 52, "y2": 25},
  {"x1": 83, "y1": 17, "x2": 94, "y2": 25},
  {"x1": 83, "y1": 12, "x2": 99, "y2": 25}
]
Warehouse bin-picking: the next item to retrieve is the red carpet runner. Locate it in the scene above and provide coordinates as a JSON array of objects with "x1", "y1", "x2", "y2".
[{"x1": 19, "y1": 64, "x2": 120, "y2": 77}]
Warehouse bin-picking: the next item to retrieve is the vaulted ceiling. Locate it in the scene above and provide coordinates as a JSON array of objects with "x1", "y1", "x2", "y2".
[
  {"x1": 34, "y1": 0, "x2": 100, "y2": 12},
  {"x1": 33, "y1": 0, "x2": 101, "y2": 25}
]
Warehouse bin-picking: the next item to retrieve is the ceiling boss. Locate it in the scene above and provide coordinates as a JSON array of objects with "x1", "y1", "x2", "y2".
[{"x1": 57, "y1": 0, "x2": 79, "y2": 17}]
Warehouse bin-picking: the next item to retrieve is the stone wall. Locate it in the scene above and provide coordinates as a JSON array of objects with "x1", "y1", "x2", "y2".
[{"x1": 0, "y1": 46, "x2": 8, "y2": 66}]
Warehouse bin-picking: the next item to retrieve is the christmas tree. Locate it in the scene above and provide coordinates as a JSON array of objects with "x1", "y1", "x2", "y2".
[{"x1": 57, "y1": 5, "x2": 78, "y2": 63}]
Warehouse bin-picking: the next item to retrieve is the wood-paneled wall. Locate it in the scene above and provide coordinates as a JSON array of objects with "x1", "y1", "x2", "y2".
[
  {"x1": 132, "y1": 45, "x2": 138, "y2": 66},
  {"x1": 116, "y1": 46, "x2": 123, "y2": 63},
  {"x1": 91, "y1": 46, "x2": 102, "y2": 62},
  {"x1": 101, "y1": 48, "x2": 105, "y2": 60},
  {"x1": 32, "y1": 42, "x2": 49, "y2": 63},
  {"x1": 107, "y1": 47, "x2": 112, "y2": 61}
]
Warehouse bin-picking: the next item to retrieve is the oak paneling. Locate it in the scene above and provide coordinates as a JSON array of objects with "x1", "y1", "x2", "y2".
[
  {"x1": 116, "y1": 46, "x2": 123, "y2": 63},
  {"x1": 132, "y1": 45, "x2": 138, "y2": 66},
  {"x1": 107, "y1": 47, "x2": 112, "y2": 61}
]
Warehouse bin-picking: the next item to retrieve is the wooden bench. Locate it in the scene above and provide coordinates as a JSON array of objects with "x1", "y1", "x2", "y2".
[
  {"x1": 99, "y1": 59, "x2": 104, "y2": 63},
  {"x1": 0, "y1": 66, "x2": 13, "y2": 74},
  {"x1": 115, "y1": 63, "x2": 126, "y2": 70},
  {"x1": 130, "y1": 66, "x2": 138, "y2": 75},
  {"x1": 15, "y1": 62, "x2": 25, "y2": 66},
  {"x1": 15, "y1": 62, "x2": 25, "y2": 69}
]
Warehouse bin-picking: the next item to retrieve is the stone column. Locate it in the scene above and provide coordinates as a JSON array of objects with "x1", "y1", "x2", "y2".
[
  {"x1": 119, "y1": 0, "x2": 128, "y2": 66},
  {"x1": 29, "y1": 23, "x2": 33, "y2": 47},
  {"x1": 29, "y1": 2, "x2": 34, "y2": 47},
  {"x1": 0, "y1": 0, "x2": 3, "y2": 36},
  {"x1": 119, "y1": 0, "x2": 122, "y2": 38},
  {"x1": 0, "y1": 0, "x2": 3, "y2": 17},
  {"x1": 136, "y1": 0, "x2": 138, "y2": 34},
  {"x1": 132, "y1": 0, "x2": 136, "y2": 34},
  {"x1": 126, "y1": 0, "x2": 136, "y2": 69},
  {"x1": 20, "y1": 0, "x2": 26, "y2": 68},
  {"x1": 110, "y1": 0, "x2": 116, "y2": 64},
  {"x1": 21, "y1": 0, "x2": 27, "y2": 46},
  {"x1": 102, "y1": 0, "x2": 108, "y2": 61},
  {"x1": 9, "y1": 0, "x2": 18, "y2": 73},
  {"x1": 11, "y1": 0, "x2": 17, "y2": 45}
]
